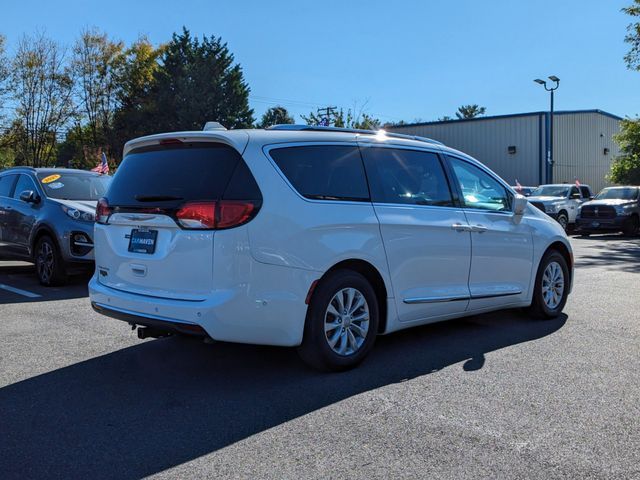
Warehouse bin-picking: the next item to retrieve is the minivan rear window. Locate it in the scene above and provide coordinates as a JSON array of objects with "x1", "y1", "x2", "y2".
[
  {"x1": 269, "y1": 145, "x2": 369, "y2": 201},
  {"x1": 107, "y1": 142, "x2": 258, "y2": 207}
]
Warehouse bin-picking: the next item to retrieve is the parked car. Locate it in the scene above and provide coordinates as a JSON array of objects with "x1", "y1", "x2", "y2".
[
  {"x1": 527, "y1": 183, "x2": 593, "y2": 231},
  {"x1": 0, "y1": 167, "x2": 111, "y2": 285},
  {"x1": 511, "y1": 185, "x2": 536, "y2": 197},
  {"x1": 575, "y1": 186, "x2": 640, "y2": 236},
  {"x1": 89, "y1": 125, "x2": 573, "y2": 371}
]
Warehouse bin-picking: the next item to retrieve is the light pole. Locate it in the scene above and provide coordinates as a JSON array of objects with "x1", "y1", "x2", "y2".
[{"x1": 534, "y1": 76, "x2": 560, "y2": 183}]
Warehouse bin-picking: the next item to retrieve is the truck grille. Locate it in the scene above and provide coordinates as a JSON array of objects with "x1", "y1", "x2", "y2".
[
  {"x1": 530, "y1": 201, "x2": 546, "y2": 212},
  {"x1": 580, "y1": 205, "x2": 616, "y2": 219}
]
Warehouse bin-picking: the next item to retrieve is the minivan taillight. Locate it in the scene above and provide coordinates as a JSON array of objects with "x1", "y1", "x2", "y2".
[
  {"x1": 175, "y1": 200, "x2": 257, "y2": 230},
  {"x1": 96, "y1": 198, "x2": 112, "y2": 224}
]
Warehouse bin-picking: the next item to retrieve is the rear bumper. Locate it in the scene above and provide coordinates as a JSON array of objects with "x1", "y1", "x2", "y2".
[
  {"x1": 91, "y1": 302, "x2": 207, "y2": 336},
  {"x1": 88, "y1": 262, "x2": 315, "y2": 347}
]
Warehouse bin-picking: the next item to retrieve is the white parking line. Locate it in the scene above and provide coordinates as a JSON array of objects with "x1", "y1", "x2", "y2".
[{"x1": 0, "y1": 283, "x2": 42, "y2": 298}]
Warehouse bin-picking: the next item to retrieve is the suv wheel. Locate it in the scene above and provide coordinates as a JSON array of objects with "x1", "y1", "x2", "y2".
[
  {"x1": 622, "y1": 215, "x2": 639, "y2": 237},
  {"x1": 527, "y1": 250, "x2": 569, "y2": 319},
  {"x1": 298, "y1": 269, "x2": 379, "y2": 372},
  {"x1": 556, "y1": 212, "x2": 569, "y2": 232},
  {"x1": 35, "y1": 236, "x2": 68, "y2": 286}
]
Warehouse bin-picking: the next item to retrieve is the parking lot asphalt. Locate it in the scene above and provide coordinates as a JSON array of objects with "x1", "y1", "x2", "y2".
[{"x1": 0, "y1": 236, "x2": 639, "y2": 479}]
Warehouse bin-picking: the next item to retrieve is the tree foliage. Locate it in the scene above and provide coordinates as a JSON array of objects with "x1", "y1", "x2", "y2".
[
  {"x1": 9, "y1": 32, "x2": 75, "y2": 167},
  {"x1": 456, "y1": 104, "x2": 486, "y2": 119},
  {"x1": 609, "y1": 118, "x2": 640, "y2": 184},
  {"x1": 302, "y1": 108, "x2": 381, "y2": 130},
  {"x1": 623, "y1": 0, "x2": 640, "y2": 70},
  {"x1": 148, "y1": 28, "x2": 253, "y2": 132},
  {"x1": 256, "y1": 106, "x2": 294, "y2": 128},
  {"x1": 0, "y1": 27, "x2": 255, "y2": 167},
  {"x1": 71, "y1": 28, "x2": 123, "y2": 147}
]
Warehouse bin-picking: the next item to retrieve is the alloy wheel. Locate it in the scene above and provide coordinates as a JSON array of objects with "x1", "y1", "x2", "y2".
[
  {"x1": 37, "y1": 241, "x2": 54, "y2": 284},
  {"x1": 324, "y1": 287, "x2": 370, "y2": 356},
  {"x1": 541, "y1": 261, "x2": 565, "y2": 309}
]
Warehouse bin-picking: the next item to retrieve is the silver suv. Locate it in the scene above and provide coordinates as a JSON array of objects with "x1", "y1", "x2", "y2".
[{"x1": 0, "y1": 167, "x2": 111, "y2": 285}]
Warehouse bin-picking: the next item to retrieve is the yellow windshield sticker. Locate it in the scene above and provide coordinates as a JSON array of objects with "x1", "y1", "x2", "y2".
[{"x1": 41, "y1": 174, "x2": 61, "y2": 184}]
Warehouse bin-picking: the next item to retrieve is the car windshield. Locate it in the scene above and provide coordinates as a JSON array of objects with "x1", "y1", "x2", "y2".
[
  {"x1": 36, "y1": 172, "x2": 111, "y2": 200},
  {"x1": 530, "y1": 185, "x2": 569, "y2": 197},
  {"x1": 595, "y1": 187, "x2": 639, "y2": 200}
]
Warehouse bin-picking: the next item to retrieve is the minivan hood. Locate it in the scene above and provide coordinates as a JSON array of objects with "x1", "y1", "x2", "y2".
[
  {"x1": 527, "y1": 196, "x2": 563, "y2": 203},
  {"x1": 49, "y1": 198, "x2": 97, "y2": 213},
  {"x1": 582, "y1": 199, "x2": 636, "y2": 207}
]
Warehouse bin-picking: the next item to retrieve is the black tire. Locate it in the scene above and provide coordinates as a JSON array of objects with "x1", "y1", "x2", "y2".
[
  {"x1": 526, "y1": 250, "x2": 569, "y2": 319},
  {"x1": 297, "y1": 269, "x2": 379, "y2": 372},
  {"x1": 622, "y1": 215, "x2": 639, "y2": 237},
  {"x1": 35, "y1": 235, "x2": 68, "y2": 286},
  {"x1": 556, "y1": 212, "x2": 569, "y2": 232}
]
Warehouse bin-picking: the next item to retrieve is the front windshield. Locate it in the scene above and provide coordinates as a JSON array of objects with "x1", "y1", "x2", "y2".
[
  {"x1": 530, "y1": 185, "x2": 569, "y2": 197},
  {"x1": 37, "y1": 172, "x2": 111, "y2": 201},
  {"x1": 595, "y1": 187, "x2": 639, "y2": 200}
]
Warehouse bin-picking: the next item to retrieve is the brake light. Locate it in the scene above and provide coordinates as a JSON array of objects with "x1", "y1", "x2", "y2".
[
  {"x1": 159, "y1": 138, "x2": 183, "y2": 145},
  {"x1": 218, "y1": 201, "x2": 256, "y2": 228},
  {"x1": 176, "y1": 202, "x2": 216, "y2": 229},
  {"x1": 96, "y1": 198, "x2": 112, "y2": 224},
  {"x1": 175, "y1": 201, "x2": 257, "y2": 230}
]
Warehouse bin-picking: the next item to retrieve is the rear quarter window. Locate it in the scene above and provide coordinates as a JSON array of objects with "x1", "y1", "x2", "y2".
[{"x1": 269, "y1": 145, "x2": 369, "y2": 201}]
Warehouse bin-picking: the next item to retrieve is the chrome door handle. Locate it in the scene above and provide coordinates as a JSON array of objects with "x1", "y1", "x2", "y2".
[
  {"x1": 451, "y1": 223, "x2": 471, "y2": 232},
  {"x1": 470, "y1": 225, "x2": 488, "y2": 233}
]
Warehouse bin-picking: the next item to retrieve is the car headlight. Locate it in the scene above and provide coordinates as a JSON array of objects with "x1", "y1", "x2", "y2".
[
  {"x1": 615, "y1": 204, "x2": 634, "y2": 215},
  {"x1": 62, "y1": 206, "x2": 95, "y2": 222},
  {"x1": 545, "y1": 203, "x2": 560, "y2": 213}
]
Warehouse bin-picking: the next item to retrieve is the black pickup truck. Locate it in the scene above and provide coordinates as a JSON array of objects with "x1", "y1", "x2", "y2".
[{"x1": 575, "y1": 186, "x2": 640, "y2": 236}]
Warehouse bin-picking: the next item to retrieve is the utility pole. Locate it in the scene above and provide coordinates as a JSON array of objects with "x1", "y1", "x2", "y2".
[{"x1": 316, "y1": 106, "x2": 337, "y2": 126}]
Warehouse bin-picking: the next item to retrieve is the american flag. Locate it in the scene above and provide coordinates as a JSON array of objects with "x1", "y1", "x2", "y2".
[
  {"x1": 575, "y1": 177, "x2": 581, "y2": 187},
  {"x1": 92, "y1": 152, "x2": 109, "y2": 175}
]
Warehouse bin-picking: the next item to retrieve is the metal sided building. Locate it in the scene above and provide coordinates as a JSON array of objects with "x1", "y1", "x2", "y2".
[{"x1": 387, "y1": 109, "x2": 622, "y2": 193}]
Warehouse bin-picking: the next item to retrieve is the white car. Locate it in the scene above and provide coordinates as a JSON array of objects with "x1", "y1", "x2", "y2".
[{"x1": 89, "y1": 125, "x2": 573, "y2": 371}]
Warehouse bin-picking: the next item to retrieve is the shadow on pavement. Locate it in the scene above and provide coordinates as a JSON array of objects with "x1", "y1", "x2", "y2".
[
  {"x1": 0, "y1": 311, "x2": 566, "y2": 479},
  {"x1": 0, "y1": 263, "x2": 89, "y2": 304},
  {"x1": 572, "y1": 235, "x2": 640, "y2": 273}
]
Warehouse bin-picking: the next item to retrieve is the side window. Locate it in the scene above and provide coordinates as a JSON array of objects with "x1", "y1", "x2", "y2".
[
  {"x1": 579, "y1": 186, "x2": 591, "y2": 199},
  {"x1": 447, "y1": 156, "x2": 512, "y2": 212},
  {"x1": 361, "y1": 148, "x2": 453, "y2": 206},
  {"x1": 569, "y1": 186, "x2": 579, "y2": 198},
  {"x1": 269, "y1": 145, "x2": 369, "y2": 201},
  {"x1": 0, "y1": 175, "x2": 18, "y2": 198},
  {"x1": 12, "y1": 175, "x2": 37, "y2": 200}
]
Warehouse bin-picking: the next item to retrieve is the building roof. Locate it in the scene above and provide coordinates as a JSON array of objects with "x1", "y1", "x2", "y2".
[{"x1": 390, "y1": 109, "x2": 623, "y2": 128}]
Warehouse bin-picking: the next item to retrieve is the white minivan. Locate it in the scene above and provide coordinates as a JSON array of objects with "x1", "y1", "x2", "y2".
[{"x1": 89, "y1": 125, "x2": 573, "y2": 371}]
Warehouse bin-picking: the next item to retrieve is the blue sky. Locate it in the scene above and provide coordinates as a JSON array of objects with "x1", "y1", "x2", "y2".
[{"x1": 2, "y1": 0, "x2": 639, "y2": 124}]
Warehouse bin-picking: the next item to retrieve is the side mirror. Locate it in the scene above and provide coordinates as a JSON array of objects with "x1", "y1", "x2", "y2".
[
  {"x1": 19, "y1": 190, "x2": 40, "y2": 204},
  {"x1": 513, "y1": 194, "x2": 528, "y2": 216}
]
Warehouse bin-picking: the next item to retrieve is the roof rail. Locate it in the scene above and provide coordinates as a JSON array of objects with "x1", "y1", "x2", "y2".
[
  {"x1": 0, "y1": 166, "x2": 36, "y2": 172},
  {"x1": 267, "y1": 124, "x2": 444, "y2": 146}
]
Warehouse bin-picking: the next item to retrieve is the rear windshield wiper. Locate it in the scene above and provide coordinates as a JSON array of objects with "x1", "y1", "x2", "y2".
[{"x1": 135, "y1": 194, "x2": 184, "y2": 202}]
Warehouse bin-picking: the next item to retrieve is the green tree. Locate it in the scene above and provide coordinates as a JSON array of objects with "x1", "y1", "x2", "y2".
[
  {"x1": 623, "y1": 0, "x2": 640, "y2": 70},
  {"x1": 302, "y1": 108, "x2": 381, "y2": 130},
  {"x1": 256, "y1": 106, "x2": 294, "y2": 128},
  {"x1": 71, "y1": 28, "x2": 124, "y2": 149},
  {"x1": 456, "y1": 104, "x2": 486, "y2": 119},
  {"x1": 9, "y1": 32, "x2": 75, "y2": 167},
  {"x1": 0, "y1": 35, "x2": 8, "y2": 116},
  {"x1": 609, "y1": 118, "x2": 640, "y2": 184},
  {"x1": 149, "y1": 28, "x2": 253, "y2": 132}
]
